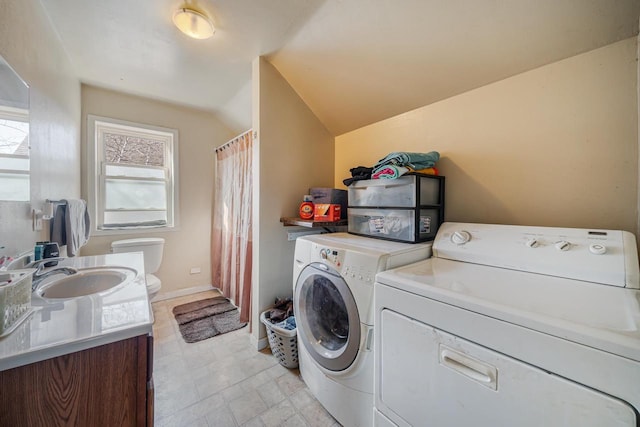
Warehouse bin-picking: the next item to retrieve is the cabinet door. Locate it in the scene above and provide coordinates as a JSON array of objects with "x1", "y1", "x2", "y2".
[
  {"x1": 378, "y1": 309, "x2": 637, "y2": 427},
  {"x1": 0, "y1": 336, "x2": 150, "y2": 427}
]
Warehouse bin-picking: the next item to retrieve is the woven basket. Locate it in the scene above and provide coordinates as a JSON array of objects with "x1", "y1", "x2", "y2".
[{"x1": 0, "y1": 269, "x2": 35, "y2": 336}]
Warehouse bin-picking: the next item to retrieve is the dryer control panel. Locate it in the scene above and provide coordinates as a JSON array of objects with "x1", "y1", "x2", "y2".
[
  {"x1": 317, "y1": 247, "x2": 345, "y2": 267},
  {"x1": 434, "y1": 222, "x2": 639, "y2": 288}
]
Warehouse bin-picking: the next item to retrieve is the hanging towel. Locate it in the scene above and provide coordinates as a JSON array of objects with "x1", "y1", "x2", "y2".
[
  {"x1": 50, "y1": 199, "x2": 91, "y2": 257},
  {"x1": 64, "y1": 199, "x2": 90, "y2": 257},
  {"x1": 373, "y1": 151, "x2": 440, "y2": 170},
  {"x1": 50, "y1": 204, "x2": 67, "y2": 248},
  {"x1": 372, "y1": 165, "x2": 409, "y2": 179}
]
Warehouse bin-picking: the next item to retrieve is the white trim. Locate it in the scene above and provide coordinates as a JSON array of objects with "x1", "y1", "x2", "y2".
[
  {"x1": 0, "y1": 108, "x2": 30, "y2": 202},
  {"x1": 0, "y1": 153, "x2": 29, "y2": 159},
  {"x1": 87, "y1": 114, "x2": 180, "y2": 236},
  {"x1": 250, "y1": 333, "x2": 269, "y2": 351},
  {"x1": 0, "y1": 105, "x2": 28, "y2": 122},
  {"x1": 151, "y1": 284, "x2": 217, "y2": 302},
  {"x1": 0, "y1": 169, "x2": 29, "y2": 175}
]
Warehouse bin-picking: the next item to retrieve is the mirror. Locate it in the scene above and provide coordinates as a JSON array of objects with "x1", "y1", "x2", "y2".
[{"x1": 0, "y1": 55, "x2": 29, "y2": 201}]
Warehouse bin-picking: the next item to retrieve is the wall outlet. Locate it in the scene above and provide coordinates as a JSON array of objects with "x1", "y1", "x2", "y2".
[{"x1": 190, "y1": 267, "x2": 201, "y2": 274}]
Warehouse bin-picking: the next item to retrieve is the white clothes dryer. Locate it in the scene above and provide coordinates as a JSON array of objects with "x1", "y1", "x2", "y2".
[
  {"x1": 374, "y1": 223, "x2": 640, "y2": 427},
  {"x1": 293, "y1": 233, "x2": 432, "y2": 427}
]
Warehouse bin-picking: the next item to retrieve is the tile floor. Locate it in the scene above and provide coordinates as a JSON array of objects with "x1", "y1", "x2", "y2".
[{"x1": 151, "y1": 290, "x2": 341, "y2": 427}]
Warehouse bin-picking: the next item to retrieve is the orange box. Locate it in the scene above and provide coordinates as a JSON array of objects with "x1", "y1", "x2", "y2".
[{"x1": 314, "y1": 204, "x2": 341, "y2": 222}]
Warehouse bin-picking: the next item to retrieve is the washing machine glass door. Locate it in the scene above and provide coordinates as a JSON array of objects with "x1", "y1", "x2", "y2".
[{"x1": 294, "y1": 262, "x2": 361, "y2": 372}]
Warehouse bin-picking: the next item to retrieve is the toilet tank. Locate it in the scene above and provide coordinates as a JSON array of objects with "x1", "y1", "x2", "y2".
[{"x1": 111, "y1": 237, "x2": 165, "y2": 274}]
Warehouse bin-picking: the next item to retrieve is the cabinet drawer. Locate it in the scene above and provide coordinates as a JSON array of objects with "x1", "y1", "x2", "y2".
[
  {"x1": 348, "y1": 207, "x2": 441, "y2": 243},
  {"x1": 348, "y1": 174, "x2": 443, "y2": 208}
]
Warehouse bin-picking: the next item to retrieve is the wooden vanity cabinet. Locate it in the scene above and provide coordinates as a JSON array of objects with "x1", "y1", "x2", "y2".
[{"x1": 0, "y1": 334, "x2": 154, "y2": 427}]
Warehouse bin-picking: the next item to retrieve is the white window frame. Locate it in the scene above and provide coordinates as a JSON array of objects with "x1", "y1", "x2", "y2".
[
  {"x1": 87, "y1": 115, "x2": 180, "y2": 236},
  {"x1": 0, "y1": 106, "x2": 29, "y2": 202}
]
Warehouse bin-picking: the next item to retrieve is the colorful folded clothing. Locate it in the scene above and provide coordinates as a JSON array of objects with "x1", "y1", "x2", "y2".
[
  {"x1": 374, "y1": 151, "x2": 440, "y2": 170},
  {"x1": 372, "y1": 165, "x2": 409, "y2": 179}
]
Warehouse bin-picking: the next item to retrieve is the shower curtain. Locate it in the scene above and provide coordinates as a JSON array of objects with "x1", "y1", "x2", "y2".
[{"x1": 211, "y1": 130, "x2": 253, "y2": 324}]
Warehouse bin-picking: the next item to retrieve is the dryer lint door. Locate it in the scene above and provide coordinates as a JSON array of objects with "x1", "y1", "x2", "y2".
[{"x1": 294, "y1": 262, "x2": 361, "y2": 372}]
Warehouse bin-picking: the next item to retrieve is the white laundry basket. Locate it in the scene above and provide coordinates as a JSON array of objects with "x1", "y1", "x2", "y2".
[{"x1": 260, "y1": 310, "x2": 298, "y2": 369}]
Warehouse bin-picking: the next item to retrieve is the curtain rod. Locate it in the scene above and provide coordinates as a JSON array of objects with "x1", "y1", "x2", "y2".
[{"x1": 215, "y1": 129, "x2": 253, "y2": 153}]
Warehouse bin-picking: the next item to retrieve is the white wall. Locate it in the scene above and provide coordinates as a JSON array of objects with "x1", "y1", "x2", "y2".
[
  {"x1": 252, "y1": 57, "x2": 334, "y2": 346},
  {"x1": 0, "y1": 0, "x2": 81, "y2": 256},
  {"x1": 336, "y1": 38, "x2": 638, "y2": 234},
  {"x1": 80, "y1": 85, "x2": 235, "y2": 298},
  {"x1": 217, "y1": 80, "x2": 252, "y2": 135}
]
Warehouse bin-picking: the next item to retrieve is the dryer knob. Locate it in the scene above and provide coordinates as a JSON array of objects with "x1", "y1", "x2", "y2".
[
  {"x1": 451, "y1": 230, "x2": 471, "y2": 245},
  {"x1": 525, "y1": 238, "x2": 539, "y2": 248},
  {"x1": 589, "y1": 244, "x2": 607, "y2": 255},
  {"x1": 555, "y1": 240, "x2": 571, "y2": 251}
]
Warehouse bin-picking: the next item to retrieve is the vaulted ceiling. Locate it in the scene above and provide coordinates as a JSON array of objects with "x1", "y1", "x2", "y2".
[{"x1": 42, "y1": 0, "x2": 640, "y2": 136}]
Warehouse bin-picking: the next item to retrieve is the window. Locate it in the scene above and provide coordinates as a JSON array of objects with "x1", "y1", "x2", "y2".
[
  {"x1": 0, "y1": 106, "x2": 29, "y2": 201},
  {"x1": 88, "y1": 115, "x2": 178, "y2": 233}
]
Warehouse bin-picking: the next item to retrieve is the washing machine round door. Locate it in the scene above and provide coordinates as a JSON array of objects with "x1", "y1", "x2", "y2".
[{"x1": 294, "y1": 262, "x2": 361, "y2": 372}]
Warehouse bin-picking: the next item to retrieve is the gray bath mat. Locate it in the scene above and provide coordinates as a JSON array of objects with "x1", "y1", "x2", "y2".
[{"x1": 172, "y1": 296, "x2": 247, "y2": 343}]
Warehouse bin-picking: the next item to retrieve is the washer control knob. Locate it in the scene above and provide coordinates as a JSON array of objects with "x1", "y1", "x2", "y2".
[
  {"x1": 525, "y1": 238, "x2": 539, "y2": 248},
  {"x1": 320, "y1": 249, "x2": 328, "y2": 259},
  {"x1": 555, "y1": 241, "x2": 571, "y2": 251},
  {"x1": 451, "y1": 230, "x2": 471, "y2": 245},
  {"x1": 589, "y1": 244, "x2": 607, "y2": 255}
]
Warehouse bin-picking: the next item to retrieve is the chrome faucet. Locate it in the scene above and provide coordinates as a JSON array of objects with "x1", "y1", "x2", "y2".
[{"x1": 27, "y1": 258, "x2": 78, "y2": 291}]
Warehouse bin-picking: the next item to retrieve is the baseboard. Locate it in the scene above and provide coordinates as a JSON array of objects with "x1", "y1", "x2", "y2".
[
  {"x1": 250, "y1": 333, "x2": 269, "y2": 351},
  {"x1": 152, "y1": 284, "x2": 219, "y2": 302}
]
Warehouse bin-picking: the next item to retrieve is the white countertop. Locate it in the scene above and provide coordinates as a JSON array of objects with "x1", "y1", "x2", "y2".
[{"x1": 0, "y1": 253, "x2": 153, "y2": 371}]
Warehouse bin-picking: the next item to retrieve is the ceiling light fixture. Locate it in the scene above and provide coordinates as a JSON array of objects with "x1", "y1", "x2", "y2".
[{"x1": 173, "y1": 7, "x2": 215, "y2": 40}]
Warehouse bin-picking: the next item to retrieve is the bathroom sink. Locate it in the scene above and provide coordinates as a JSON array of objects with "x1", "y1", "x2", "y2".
[{"x1": 36, "y1": 267, "x2": 137, "y2": 299}]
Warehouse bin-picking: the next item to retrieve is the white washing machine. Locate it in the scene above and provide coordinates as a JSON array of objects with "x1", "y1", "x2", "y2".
[
  {"x1": 293, "y1": 233, "x2": 432, "y2": 427},
  {"x1": 374, "y1": 222, "x2": 640, "y2": 427}
]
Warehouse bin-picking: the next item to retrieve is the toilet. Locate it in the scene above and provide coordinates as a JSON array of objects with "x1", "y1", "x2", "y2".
[{"x1": 110, "y1": 237, "x2": 165, "y2": 301}]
